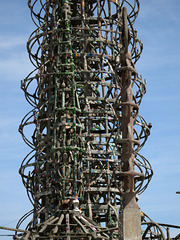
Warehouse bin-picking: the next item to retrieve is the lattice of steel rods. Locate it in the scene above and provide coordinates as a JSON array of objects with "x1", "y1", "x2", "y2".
[{"x1": 15, "y1": 0, "x2": 156, "y2": 239}]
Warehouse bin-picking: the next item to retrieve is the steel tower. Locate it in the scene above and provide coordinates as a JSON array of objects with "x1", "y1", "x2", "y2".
[{"x1": 15, "y1": 0, "x2": 153, "y2": 239}]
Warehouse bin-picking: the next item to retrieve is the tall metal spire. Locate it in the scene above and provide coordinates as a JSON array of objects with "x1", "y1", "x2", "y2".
[{"x1": 16, "y1": 1, "x2": 153, "y2": 239}]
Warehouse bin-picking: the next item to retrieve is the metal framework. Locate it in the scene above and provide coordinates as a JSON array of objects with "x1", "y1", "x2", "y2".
[{"x1": 12, "y1": 0, "x2": 166, "y2": 239}]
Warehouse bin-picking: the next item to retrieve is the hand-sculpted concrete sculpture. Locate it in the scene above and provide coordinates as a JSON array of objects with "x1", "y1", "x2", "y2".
[{"x1": 15, "y1": 1, "x2": 158, "y2": 239}]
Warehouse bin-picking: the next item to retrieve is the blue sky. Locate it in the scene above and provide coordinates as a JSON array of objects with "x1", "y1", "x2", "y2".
[{"x1": 0, "y1": 0, "x2": 180, "y2": 238}]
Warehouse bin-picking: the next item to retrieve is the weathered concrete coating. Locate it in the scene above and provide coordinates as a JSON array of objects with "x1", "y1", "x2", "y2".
[{"x1": 124, "y1": 208, "x2": 142, "y2": 240}]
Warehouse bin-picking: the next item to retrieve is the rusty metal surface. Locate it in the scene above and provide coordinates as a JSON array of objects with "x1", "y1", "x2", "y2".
[{"x1": 14, "y1": 0, "x2": 156, "y2": 239}]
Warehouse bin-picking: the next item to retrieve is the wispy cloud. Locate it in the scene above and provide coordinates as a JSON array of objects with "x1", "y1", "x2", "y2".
[
  {"x1": 0, "y1": 35, "x2": 27, "y2": 50},
  {"x1": 0, "y1": 33, "x2": 34, "y2": 83},
  {"x1": 0, "y1": 55, "x2": 33, "y2": 81}
]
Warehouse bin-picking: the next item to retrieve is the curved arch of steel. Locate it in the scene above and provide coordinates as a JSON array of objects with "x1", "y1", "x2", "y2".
[{"x1": 141, "y1": 212, "x2": 166, "y2": 240}]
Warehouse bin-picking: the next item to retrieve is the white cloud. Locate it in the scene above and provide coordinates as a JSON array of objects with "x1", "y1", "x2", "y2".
[
  {"x1": 0, "y1": 35, "x2": 27, "y2": 50},
  {"x1": 0, "y1": 55, "x2": 33, "y2": 81}
]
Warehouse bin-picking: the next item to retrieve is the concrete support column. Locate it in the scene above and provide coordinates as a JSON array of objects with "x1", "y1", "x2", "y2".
[{"x1": 120, "y1": 7, "x2": 142, "y2": 240}]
